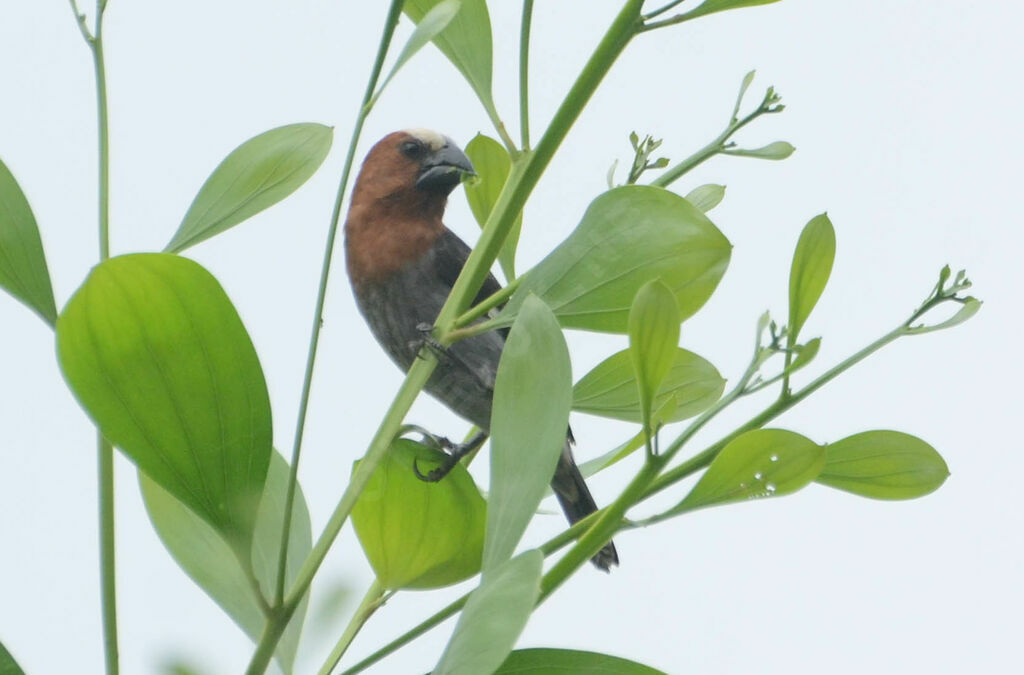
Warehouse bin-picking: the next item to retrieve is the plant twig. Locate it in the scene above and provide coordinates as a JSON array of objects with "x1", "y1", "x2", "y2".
[
  {"x1": 319, "y1": 579, "x2": 388, "y2": 675},
  {"x1": 271, "y1": 0, "x2": 405, "y2": 609},
  {"x1": 519, "y1": 0, "x2": 534, "y2": 150}
]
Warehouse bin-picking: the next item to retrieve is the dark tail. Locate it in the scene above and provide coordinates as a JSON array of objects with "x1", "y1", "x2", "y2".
[{"x1": 550, "y1": 439, "x2": 619, "y2": 571}]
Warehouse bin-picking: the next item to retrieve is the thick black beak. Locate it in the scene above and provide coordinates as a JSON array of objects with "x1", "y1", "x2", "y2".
[{"x1": 416, "y1": 141, "x2": 475, "y2": 193}]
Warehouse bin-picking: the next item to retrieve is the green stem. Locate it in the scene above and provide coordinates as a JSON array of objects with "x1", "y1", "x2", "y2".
[
  {"x1": 539, "y1": 460, "x2": 660, "y2": 600},
  {"x1": 97, "y1": 437, "x2": 118, "y2": 675},
  {"x1": 451, "y1": 276, "x2": 522, "y2": 330},
  {"x1": 650, "y1": 105, "x2": 773, "y2": 189},
  {"x1": 271, "y1": 0, "x2": 404, "y2": 608},
  {"x1": 519, "y1": 0, "x2": 534, "y2": 150},
  {"x1": 319, "y1": 579, "x2": 387, "y2": 675},
  {"x1": 72, "y1": 0, "x2": 118, "y2": 671}
]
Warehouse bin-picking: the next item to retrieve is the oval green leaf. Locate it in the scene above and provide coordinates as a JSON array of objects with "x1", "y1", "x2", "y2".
[
  {"x1": 0, "y1": 157, "x2": 57, "y2": 324},
  {"x1": 465, "y1": 133, "x2": 520, "y2": 280},
  {"x1": 496, "y1": 648, "x2": 667, "y2": 674},
  {"x1": 684, "y1": 183, "x2": 726, "y2": 213},
  {"x1": 676, "y1": 429, "x2": 825, "y2": 514},
  {"x1": 371, "y1": 0, "x2": 461, "y2": 108},
  {"x1": 493, "y1": 186, "x2": 731, "y2": 333},
  {"x1": 573, "y1": 347, "x2": 724, "y2": 423},
  {"x1": 404, "y1": 0, "x2": 495, "y2": 113},
  {"x1": 816, "y1": 430, "x2": 950, "y2": 499},
  {"x1": 628, "y1": 280, "x2": 680, "y2": 429},
  {"x1": 57, "y1": 253, "x2": 272, "y2": 555},
  {"x1": 351, "y1": 439, "x2": 485, "y2": 589},
  {"x1": 486, "y1": 295, "x2": 572, "y2": 571},
  {"x1": 140, "y1": 451, "x2": 311, "y2": 672},
  {"x1": 165, "y1": 123, "x2": 333, "y2": 253},
  {"x1": 724, "y1": 141, "x2": 795, "y2": 160},
  {"x1": 788, "y1": 213, "x2": 836, "y2": 346},
  {"x1": 0, "y1": 639, "x2": 25, "y2": 675},
  {"x1": 435, "y1": 550, "x2": 543, "y2": 675},
  {"x1": 906, "y1": 297, "x2": 982, "y2": 335}
]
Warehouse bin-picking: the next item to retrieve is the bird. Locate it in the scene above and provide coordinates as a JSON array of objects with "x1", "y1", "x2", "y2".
[{"x1": 344, "y1": 128, "x2": 618, "y2": 571}]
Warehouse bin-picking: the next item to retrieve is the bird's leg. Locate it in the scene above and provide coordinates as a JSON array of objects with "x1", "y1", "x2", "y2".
[{"x1": 413, "y1": 429, "x2": 489, "y2": 482}]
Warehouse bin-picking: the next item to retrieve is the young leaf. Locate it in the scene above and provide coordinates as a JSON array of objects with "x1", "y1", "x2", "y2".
[
  {"x1": 370, "y1": 0, "x2": 461, "y2": 107},
  {"x1": 165, "y1": 123, "x2": 333, "y2": 253},
  {"x1": 0, "y1": 639, "x2": 25, "y2": 675},
  {"x1": 681, "y1": 0, "x2": 783, "y2": 23},
  {"x1": 675, "y1": 429, "x2": 826, "y2": 514},
  {"x1": 788, "y1": 213, "x2": 836, "y2": 346},
  {"x1": 906, "y1": 297, "x2": 982, "y2": 335},
  {"x1": 0, "y1": 157, "x2": 57, "y2": 324},
  {"x1": 684, "y1": 183, "x2": 726, "y2": 213},
  {"x1": 573, "y1": 347, "x2": 724, "y2": 423},
  {"x1": 723, "y1": 141, "x2": 795, "y2": 160},
  {"x1": 732, "y1": 70, "x2": 757, "y2": 120},
  {"x1": 434, "y1": 550, "x2": 543, "y2": 675},
  {"x1": 788, "y1": 337, "x2": 821, "y2": 374},
  {"x1": 492, "y1": 186, "x2": 731, "y2": 333},
  {"x1": 628, "y1": 280, "x2": 680, "y2": 430},
  {"x1": 140, "y1": 451, "x2": 311, "y2": 672},
  {"x1": 351, "y1": 439, "x2": 485, "y2": 589},
  {"x1": 404, "y1": 0, "x2": 496, "y2": 114},
  {"x1": 486, "y1": 295, "x2": 572, "y2": 570},
  {"x1": 496, "y1": 648, "x2": 667, "y2": 674},
  {"x1": 464, "y1": 133, "x2": 520, "y2": 280},
  {"x1": 57, "y1": 254, "x2": 272, "y2": 557},
  {"x1": 816, "y1": 431, "x2": 949, "y2": 499}
]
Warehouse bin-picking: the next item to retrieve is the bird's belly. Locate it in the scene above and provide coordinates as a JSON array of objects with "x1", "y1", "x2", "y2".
[{"x1": 353, "y1": 265, "x2": 503, "y2": 430}]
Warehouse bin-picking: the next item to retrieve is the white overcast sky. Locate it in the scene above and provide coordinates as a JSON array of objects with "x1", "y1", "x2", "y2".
[{"x1": 1, "y1": 1, "x2": 1022, "y2": 674}]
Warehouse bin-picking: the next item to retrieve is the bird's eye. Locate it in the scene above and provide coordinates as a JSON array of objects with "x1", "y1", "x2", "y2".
[{"x1": 400, "y1": 140, "x2": 425, "y2": 159}]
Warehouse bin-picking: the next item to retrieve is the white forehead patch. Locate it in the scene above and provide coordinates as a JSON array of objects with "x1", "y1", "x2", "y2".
[{"x1": 403, "y1": 128, "x2": 447, "y2": 151}]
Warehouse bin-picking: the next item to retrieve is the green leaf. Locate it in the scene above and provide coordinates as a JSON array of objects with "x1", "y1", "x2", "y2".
[
  {"x1": 165, "y1": 123, "x2": 333, "y2": 253},
  {"x1": 732, "y1": 70, "x2": 757, "y2": 120},
  {"x1": 404, "y1": 0, "x2": 495, "y2": 113},
  {"x1": 681, "y1": 0, "x2": 784, "y2": 22},
  {"x1": 351, "y1": 439, "x2": 485, "y2": 589},
  {"x1": 573, "y1": 347, "x2": 723, "y2": 424},
  {"x1": 486, "y1": 295, "x2": 572, "y2": 570},
  {"x1": 676, "y1": 429, "x2": 825, "y2": 514},
  {"x1": 464, "y1": 133, "x2": 520, "y2": 280},
  {"x1": 628, "y1": 281, "x2": 680, "y2": 430},
  {"x1": 492, "y1": 186, "x2": 731, "y2": 333},
  {"x1": 0, "y1": 639, "x2": 25, "y2": 675},
  {"x1": 723, "y1": 141, "x2": 795, "y2": 160},
  {"x1": 906, "y1": 297, "x2": 982, "y2": 335},
  {"x1": 0, "y1": 156, "x2": 57, "y2": 324},
  {"x1": 435, "y1": 550, "x2": 543, "y2": 675},
  {"x1": 57, "y1": 253, "x2": 272, "y2": 557},
  {"x1": 140, "y1": 451, "x2": 311, "y2": 672},
  {"x1": 788, "y1": 337, "x2": 821, "y2": 373},
  {"x1": 817, "y1": 431, "x2": 949, "y2": 500},
  {"x1": 684, "y1": 183, "x2": 726, "y2": 213},
  {"x1": 788, "y1": 213, "x2": 836, "y2": 346},
  {"x1": 496, "y1": 648, "x2": 667, "y2": 674},
  {"x1": 371, "y1": 0, "x2": 461, "y2": 107}
]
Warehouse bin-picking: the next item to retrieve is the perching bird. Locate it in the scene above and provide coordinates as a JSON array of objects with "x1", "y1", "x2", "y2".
[{"x1": 345, "y1": 129, "x2": 618, "y2": 571}]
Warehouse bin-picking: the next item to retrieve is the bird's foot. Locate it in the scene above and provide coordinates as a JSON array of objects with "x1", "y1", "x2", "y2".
[
  {"x1": 411, "y1": 322, "x2": 448, "y2": 361},
  {"x1": 409, "y1": 428, "x2": 489, "y2": 483}
]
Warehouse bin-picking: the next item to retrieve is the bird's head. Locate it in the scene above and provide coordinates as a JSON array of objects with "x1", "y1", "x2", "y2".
[{"x1": 354, "y1": 129, "x2": 475, "y2": 204}]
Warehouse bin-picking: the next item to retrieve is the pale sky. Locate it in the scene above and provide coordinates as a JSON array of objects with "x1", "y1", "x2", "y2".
[{"x1": 1, "y1": 1, "x2": 1021, "y2": 673}]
